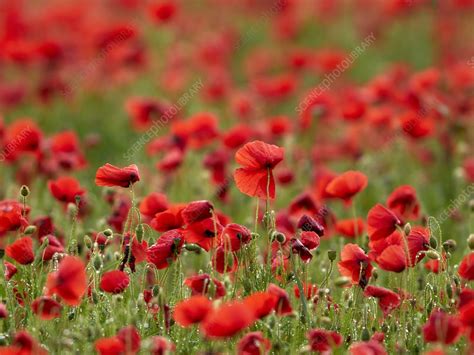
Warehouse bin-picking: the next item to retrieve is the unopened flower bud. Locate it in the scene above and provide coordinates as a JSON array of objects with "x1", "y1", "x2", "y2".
[
  {"x1": 404, "y1": 223, "x2": 411, "y2": 236},
  {"x1": 320, "y1": 317, "x2": 331, "y2": 326},
  {"x1": 467, "y1": 234, "x2": 474, "y2": 250},
  {"x1": 271, "y1": 231, "x2": 285, "y2": 243},
  {"x1": 23, "y1": 225, "x2": 37, "y2": 235},
  {"x1": 426, "y1": 250, "x2": 440, "y2": 260},
  {"x1": 335, "y1": 276, "x2": 350, "y2": 287},
  {"x1": 20, "y1": 185, "x2": 30, "y2": 197},
  {"x1": 184, "y1": 244, "x2": 202, "y2": 253},
  {"x1": 84, "y1": 235, "x2": 93, "y2": 249},
  {"x1": 103, "y1": 229, "x2": 113, "y2": 237},
  {"x1": 443, "y1": 239, "x2": 457, "y2": 252},
  {"x1": 92, "y1": 255, "x2": 102, "y2": 271},
  {"x1": 429, "y1": 236, "x2": 438, "y2": 249},
  {"x1": 251, "y1": 232, "x2": 260, "y2": 239},
  {"x1": 361, "y1": 328, "x2": 370, "y2": 341},
  {"x1": 152, "y1": 285, "x2": 160, "y2": 297},
  {"x1": 327, "y1": 250, "x2": 337, "y2": 262}
]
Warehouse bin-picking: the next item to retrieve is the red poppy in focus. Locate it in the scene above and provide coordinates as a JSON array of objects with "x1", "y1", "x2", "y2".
[
  {"x1": 100, "y1": 270, "x2": 130, "y2": 294},
  {"x1": 243, "y1": 292, "x2": 277, "y2": 319},
  {"x1": 150, "y1": 204, "x2": 185, "y2": 232},
  {"x1": 48, "y1": 176, "x2": 85, "y2": 204},
  {"x1": 338, "y1": 243, "x2": 373, "y2": 288},
  {"x1": 422, "y1": 309, "x2": 462, "y2": 345},
  {"x1": 219, "y1": 223, "x2": 252, "y2": 252},
  {"x1": 306, "y1": 328, "x2": 343, "y2": 352},
  {"x1": 31, "y1": 296, "x2": 62, "y2": 320},
  {"x1": 200, "y1": 301, "x2": 254, "y2": 338},
  {"x1": 6, "y1": 236, "x2": 34, "y2": 265},
  {"x1": 459, "y1": 252, "x2": 474, "y2": 281},
  {"x1": 237, "y1": 331, "x2": 271, "y2": 355},
  {"x1": 349, "y1": 340, "x2": 387, "y2": 355},
  {"x1": 367, "y1": 204, "x2": 402, "y2": 241},
  {"x1": 325, "y1": 170, "x2": 368, "y2": 204},
  {"x1": 364, "y1": 285, "x2": 401, "y2": 316},
  {"x1": 184, "y1": 274, "x2": 226, "y2": 298},
  {"x1": 173, "y1": 295, "x2": 212, "y2": 327},
  {"x1": 185, "y1": 217, "x2": 223, "y2": 251},
  {"x1": 376, "y1": 245, "x2": 407, "y2": 273},
  {"x1": 95, "y1": 163, "x2": 140, "y2": 188},
  {"x1": 95, "y1": 336, "x2": 125, "y2": 355},
  {"x1": 234, "y1": 141, "x2": 284, "y2": 199},
  {"x1": 146, "y1": 229, "x2": 184, "y2": 269},
  {"x1": 46, "y1": 256, "x2": 87, "y2": 306},
  {"x1": 386, "y1": 185, "x2": 420, "y2": 221}
]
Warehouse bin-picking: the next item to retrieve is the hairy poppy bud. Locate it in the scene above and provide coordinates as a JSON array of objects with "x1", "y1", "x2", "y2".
[
  {"x1": 404, "y1": 223, "x2": 411, "y2": 236},
  {"x1": 84, "y1": 235, "x2": 93, "y2": 249},
  {"x1": 103, "y1": 229, "x2": 113, "y2": 237},
  {"x1": 251, "y1": 232, "x2": 260, "y2": 239},
  {"x1": 327, "y1": 250, "x2": 336, "y2": 261},
  {"x1": 135, "y1": 224, "x2": 144, "y2": 242},
  {"x1": 467, "y1": 234, "x2": 474, "y2": 250},
  {"x1": 93, "y1": 255, "x2": 102, "y2": 271},
  {"x1": 152, "y1": 285, "x2": 160, "y2": 297},
  {"x1": 67, "y1": 203, "x2": 77, "y2": 218},
  {"x1": 24, "y1": 225, "x2": 37, "y2": 235},
  {"x1": 20, "y1": 185, "x2": 30, "y2": 197},
  {"x1": 320, "y1": 317, "x2": 331, "y2": 326},
  {"x1": 429, "y1": 236, "x2": 437, "y2": 249},
  {"x1": 426, "y1": 250, "x2": 440, "y2": 260},
  {"x1": 335, "y1": 276, "x2": 350, "y2": 287},
  {"x1": 443, "y1": 239, "x2": 456, "y2": 252},
  {"x1": 271, "y1": 230, "x2": 285, "y2": 243},
  {"x1": 184, "y1": 244, "x2": 202, "y2": 253}
]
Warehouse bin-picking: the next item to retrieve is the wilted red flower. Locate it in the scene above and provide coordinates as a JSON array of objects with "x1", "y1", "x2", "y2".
[
  {"x1": 48, "y1": 176, "x2": 85, "y2": 204},
  {"x1": 336, "y1": 218, "x2": 365, "y2": 239},
  {"x1": 173, "y1": 295, "x2": 212, "y2": 327},
  {"x1": 237, "y1": 331, "x2": 271, "y2": 355},
  {"x1": 46, "y1": 256, "x2": 87, "y2": 306},
  {"x1": 31, "y1": 296, "x2": 62, "y2": 320},
  {"x1": 459, "y1": 252, "x2": 474, "y2": 281},
  {"x1": 306, "y1": 329, "x2": 343, "y2": 352},
  {"x1": 117, "y1": 325, "x2": 141, "y2": 354},
  {"x1": 297, "y1": 215, "x2": 325, "y2": 236},
  {"x1": 291, "y1": 238, "x2": 313, "y2": 263},
  {"x1": 422, "y1": 309, "x2": 462, "y2": 345},
  {"x1": 147, "y1": 229, "x2": 184, "y2": 269},
  {"x1": 349, "y1": 340, "x2": 387, "y2": 355},
  {"x1": 95, "y1": 163, "x2": 140, "y2": 188},
  {"x1": 234, "y1": 140, "x2": 284, "y2": 199},
  {"x1": 6, "y1": 236, "x2": 34, "y2": 265},
  {"x1": 243, "y1": 292, "x2": 277, "y2": 319},
  {"x1": 325, "y1": 170, "x2": 368, "y2": 204},
  {"x1": 200, "y1": 301, "x2": 254, "y2": 338},
  {"x1": 95, "y1": 336, "x2": 125, "y2": 355},
  {"x1": 386, "y1": 185, "x2": 420, "y2": 221},
  {"x1": 338, "y1": 243, "x2": 373, "y2": 288},
  {"x1": 184, "y1": 274, "x2": 226, "y2": 298},
  {"x1": 367, "y1": 204, "x2": 402, "y2": 241},
  {"x1": 364, "y1": 286, "x2": 401, "y2": 316},
  {"x1": 100, "y1": 270, "x2": 130, "y2": 294},
  {"x1": 267, "y1": 283, "x2": 293, "y2": 315}
]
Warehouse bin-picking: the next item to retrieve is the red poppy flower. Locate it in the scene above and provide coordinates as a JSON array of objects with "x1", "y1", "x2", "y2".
[
  {"x1": 338, "y1": 243, "x2": 373, "y2": 288},
  {"x1": 459, "y1": 302, "x2": 474, "y2": 341},
  {"x1": 234, "y1": 140, "x2": 284, "y2": 199},
  {"x1": 349, "y1": 340, "x2": 387, "y2": 355},
  {"x1": 0, "y1": 200, "x2": 29, "y2": 237},
  {"x1": 200, "y1": 301, "x2": 254, "y2": 338},
  {"x1": 185, "y1": 217, "x2": 223, "y2": 252},
  {"x1": 39, "y1": 235, "x2": 64, "y2": 261},
  {"x1": 459, "y1": 288, "x2": 474, "y2": 309},
  {"x1": 364, "y1": 286, "x2": 401, "y2": 316},
  {"x1": 400, "y1": 111, "x2": 434, "y2": 139},
  {"x1": 117, "y1": 325, "x2": 141, "y2": 354},
  {"x1": 49, "y1": 131, "x2": 86, "y2": 170},
  {"x1": 267, "y1": 283, "x2": 293, "y2": 315},
  {"x1": 146, "y1": 229, "x2": 184, "y2": 269},
  {"x1": 243, "y1": 292, "x2": 277, "y2": 319},
  {"x1": 212, "y1": 245, "x2": 238, "y2": 273},
  {"x1": 6, "y1": 236, "x2": 34, "y2": 265},
  {"x1": 222, "y1": 124, "x2": 254, "y2": 149},
  {"x1": 306, "y1": 329, "x2": 343, "y2": 352},
  {"x1": 325, "y1": 170, "x2": 368, "y2": 204},
  {"x1": 46, "y1": 256, "x2": 87, "y2": 306},
  {"x1": 181, "y1": 200, "x2": 213, "y2": 225},
  {"x1": 300, "y1": 231, "x2": 320, "y2": 250},
  {"x1": 95, "y1": 163, "x2": 140, "y2": 188},
  {"x1": 291, "y1": 238, "x2": 313, "y2": 263},
  {"x1": 386, "y1": 185, "x2": 420, "y2": 221},
  {"x1": 297, "y1": 215, "x2": 325, "y2": 236},
  {"x1": 237, "y1": 331, "x2": 271, "y2": 355},
  {"x1": 3, "y1": 119, "x2": 42, "y2": 160},
  {"x1": 48, "y1": 176, "x2": 85, "y2": 205},
  {"x1": 31, "y1": 296, "x2": 62, "y2": 320},
  {"x1": 422, "y1": 309, "x2": 462, "y2": 345},
  {"x1": 336, "y1": 218, "x2": 365, "y2": 239},
  {"x1": 459, "y1": 252, "x2": 474, "y2": 281},
  {"x1": 367, "y1": 204, "x2": 402, "y2": 241},
  {"x1": 100, "y1": 270, "x2": 130, "y2": 294},
  {"x1": 173, "y1": 295, "x2": 212, "y2": 327},
  {"x1": 4, "y1": 261, "x2": 17, "y2": 280},
  {"x1": 0, "y1": 331, "x2": 47, "y2": 355},
  {"x1": 219, "y1": 223, "x2": 252, "y2": 252},
  {"x1": 150, "y1": 336, "x2": 175, "y2": 355},
  {"x1": 0, "y1": 303, "x2": 7, "y2": 319},
  {"x1": 139, "y1": 193, "x2": 169, "y2": 219},
  {"x1": 184, "y1": 274, "x2": 226, "y2": 298},
  {"x1": 95, "y1": 336, "x2": 125, "y2": 355},
  {"x1": 294, "y1": 283, "x2": 318, "y2": 300},
  {"x1": 406, "y1": 227, "x2": 430, "y2": 266},
  {"x1": 149, "y1": 1, "x2": 178, "y2": 24},
  {"x1": 150, "y1": 204, "x2": 185, "y2": 232},
  {"x1": 125, "y1": 97, "x2": 173, "y2": 131},
  {"x1": 376, "y1": 245, "x2": 407, "y2": 273}
]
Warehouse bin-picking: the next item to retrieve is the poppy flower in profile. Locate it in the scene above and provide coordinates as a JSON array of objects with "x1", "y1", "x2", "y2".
[
  {"x1": 6, "y1": 236, "x2": 34, "y2": 265},
  {"x1": 200, "y1": 301, "x2": 254, "y2": 338},
  {"x1": 219, "y1": 223, "x2": 252, "y2": 252},
  {"x1": 117, "y1": 325, "x2": 141, "y2": 354},
  {"x1": 297, "y1": 215, "x2": 325, "y2": 236},
  {"x1": 386, "y1": 185, "x2": 420, "y2": 221},
  {"x1": 367, "y1": 204, "x2": 402, "y2": 241},
  {"x1": 459, "y1": 252, "x2": 474, "y2": 281},
  {"x1": 422, "y1": 309, "x2": 462, "y2": 345},
  {"x1": 338, "y1": 244, "x2": 373, "y2": 288},
  {"x1": 182, "y1": 200, "x2": 214, "y2": 225},
  {"x1": 243, "y1": 292, "x2": 277, "y2": 319},
  {"x1": 349, "y1": 340, "x2": 387, "y2": 355},
  {"x1": 173, "y1": 295, "x2": 212, "y2": 327},
  {"x1": 267, "y1": 283, "x2": 293, "y2": 315},
  {"x1": 325, "y1": 170, "x2": 368, "y2": 204},
  {"x1": 376, "y1": 245, "x2": 407, "y2": 273},
  {"x1": 100, "y1": 270, "x2": 130, "y2": 294},
  {"x1": 234, "y1": 140, "x2": 284, "y2": 199},
  {"x1": 306, "y1": 329, "x2": 343, "y2": 352},
  {"x1": 31, "y1": 296, "x2": 62, "y2": 320},
  {"x1": 364, "y1": 286, "x2": 401, "y2": 316},
  {"x1": 95, "y1": 163, "x2": 140, "y2": 188},
  {"x1": 46, "y1": 256, "x2": 87, "y2": 306},
  {"x1": 95, "y1": 336, "x2": 125, "y2": 355},
  {"x1": 237, "y1": 331, "x2": 271, "y2": 355},
  {"x1": 48, "y1": 176, "x2": 85, "y2": 204},
  {"x1": 184, "y1": 274, "x2": 226, "y2": 298},
  {"x1": 4, "y1": 261, "x2": 17, "y2": 280},
  {"x1": 146, "y1": 229, "x2": 184, "y2": 269}
]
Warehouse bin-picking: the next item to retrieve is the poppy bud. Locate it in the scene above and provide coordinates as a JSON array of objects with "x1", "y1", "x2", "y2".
[
  {"x1": 467, "y1": 234, "x2": 474, "y2": 250},
  {"x1": 429, "y1": 236, "x2": 437, "y2": 249},
  {"x1": 103, "y1": 229, "x2": 113, "y2": 237},
  {"x1": 184, "y1": 244, "x2": 202, "y2": 253},
  {"x1": 75, "y1": 195, "x2": 81, "y2": 205},
  {"x1": 92, "y1": 290, "x2": 100, "y2": 304},
  {"x1": 251, "y1": 232, "x2": 260, "y2": 239},
  {"x1": 335, "y1": 276, "x2": 350, "y2": 287},
  {"x1": 84, "y1": 235, "x2": 93, "y2": 249},
  {"x1": 446, "y1": 283, "x2": 453, "y2": 299},
  {"x1": 361, "y1": 328, "x2": 370, "y2": 341},
  {"x1": 23, "y1": 225, "x2": 37, "y2": 235},
  {"x1": 426, "y1": 250, "x2": 440, "y2": 260},
  {"x1": 0, "y1": 334, "x2": 7, "y2": 346},
  {"x1": 135, "y1": 224, "x2": 144, "y2": 242},
  {"x1": 443, "y1": 239, "x2": 456, "y2": 252},
  {"x1": 320, "y1": 316, "x2": 331, "y2": 326},
  {"x1": 93, "y1": 255, "x2": 102, "y2": 271},
  {"x1": 372, "y1": 268, "x2": 378, "y2": 280},
  {"x1": 404, "y1": 223, "x2": 411, "y2": 236},
  {"x1": 67, "y1": 203, "x2": 77, "y2": 217},
  {"x1": 271, "y1": 231, "x2": 285, "y2": 243},
  {"x1": 20, "y1": 185, "x2": 30, "y2": 197},
  {"x1": 152, "y1": 285, "x2": 160, "y2": 297},
  {"x1": 327, "y1": 250, "x2": 336, "y2": 261}
]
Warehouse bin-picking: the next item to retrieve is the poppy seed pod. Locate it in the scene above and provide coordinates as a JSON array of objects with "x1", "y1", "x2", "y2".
[
  {"x1": 327, "y1": 250, "x2": 336, "y2": 261},
  {"x1": 20, "y1": 185, "x2": 30, "y2": 197}
]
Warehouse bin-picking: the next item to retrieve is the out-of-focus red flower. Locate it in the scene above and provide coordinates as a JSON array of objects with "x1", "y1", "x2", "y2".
[
  {"x1": 0, "y1": 200, "x2": 29, "y2": 237},
  {"x1": 173, "y1": 295, "x2": 212, "y2": 327},
  {"x1": 463, "y1": 158, "x2": 474, "y2": 182},
  {"x1": 147, "y1": 229, "x2": 184, "y2": 269},
  {"x1": 294, "y1": 283, "x2": 318, "y2": 301},
  {"x1": 184, "y1": 274, "x2": 226, "y2": 299},
  {"x1": 117, "y1": 325, "x2": 141, "y2": 354},
  {"x1": 46, "y1": 256, "x2": 87, "y2": 306},
  {"x1": 243, "y1": 291, "x2": 277, "y2": 319},
  {"x1": 150, "y1": 336, "x2": 175, "y2": 355},
  {"x1": 459, "y1": 302, "x2": 474, "y2": 341},
  {"x1": 338, "y1": 243, "x2": 373, "y2": 288},
  {"x1": 0, "y1": 303, "x2": 7, "y2": 318},
  {"x1": 458, "y1": 288, "x2": 474, "y2": 309},
  {"x1": 149, "y1": 1, "x2": 178, "y2": 24},
  {"x1": 200, "y1": 301, "x2": 254, "y2": 338},
  {"x1": 306, "y1": 328, "x2": 343, "y2": 352},
  {"x1": 234, "y1": 140, "x2": 284, "y2": 199},
  {"x1": 422, "y1": 309, "x2": 462, "y2": 345},
  {"x1": 6, "y1": 236, "x2": 34, "y2": 265},
  {"x1": 4, "y1": 261, "x2": 17, "y2": 280},
  {"x1": 349, "y1": 340, "x2": 387, "y2": 355},
  {"x1": 139, "y1": 192, "x2": 169, "y2": 220},
  {"x1": 386, "y1": 185, "x2": 420, "y2": 221},
  {"x1": 95, "y1": 336, "x2": 125, "y2": 355},
  {"x1": 364, "y1": 285, "x2": 401, "y2": 316},
  {"x1": 3, "y1": 119, "x2": 42, "y2": 161},
  {"x1": 237, "y1": 331, "x2": 271, "y2": 355},
  {"x1": 336, "y1": 218, "x2": 365, "y2": 239},
  {"x1": 100, "y1": 270, "x2": 130, "y2": 294},
  {"x1": 218, "y1": 223, "x2": 252, "y2": 252},
  {"x1": 325, "y1": 171, "x2": 367, "y2": 204},
  {"x1": 48, "y1": 176, "x2": 85, "y2": 204},
  {"x1": 0, "y1": 331, "x2": 47, "y2": 355},
  {"x1": 95, "y1": 163, "x2": 140, "y2": 188},
  {"x1": 212, "y1": 245, "x2": 238, "y2": 273},
  {"x1": 400, "y1": 111, "x2": 434, "y2": 139},
  {"x1": 367, "y1": 204, "x2": 402, "y2": 241},
  {"x1": 459, "y1": 252, "x2": 474, "y2": 281},
  {"x1": 31, "y1": 296, "x2": 62, "y2": 320},
  {"x1": 267, "y1": 283, "x2": 293, "y2": 315}
]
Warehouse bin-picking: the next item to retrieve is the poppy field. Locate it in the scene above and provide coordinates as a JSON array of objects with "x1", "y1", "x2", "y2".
[{"x1": 1, "y1": 0, "x2": 474, "y2": 354}]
